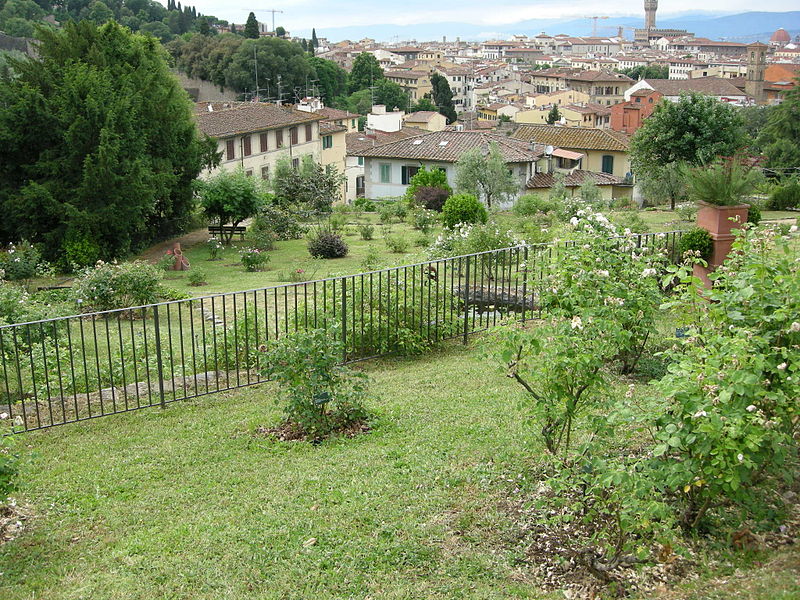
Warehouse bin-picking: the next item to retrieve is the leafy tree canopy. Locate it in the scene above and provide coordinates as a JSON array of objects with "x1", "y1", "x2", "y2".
[
  {"x1": 455, "y1": 143, "x2": 520, "y2": 208},
  {"x1": 617, "y1": 65, "x2": 669, "y2": 80},
  {"x1": 349, "y1": 52, "x2": 383, "y2": 94},
  {"x1": 0, "y1": 21, "x2": 217, "y2": 263},
  {"x1": 429, "y1": 72, "x2": 457, "y2": 124},
  {"x1": 243, "y1": 11, "x2": 259, "y2": 39},
  {"x1": 758, "y1": 76, "x2": 800, "y2": 176},
  {"x1": 309, "y1": 56, "x2": 348, "y2": 105},
  {"x1": 197, "y1": 169, "x2": 266, "y2": 243}
]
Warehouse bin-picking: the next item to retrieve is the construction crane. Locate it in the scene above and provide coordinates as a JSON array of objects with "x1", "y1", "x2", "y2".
[
  {"x1": 584, "y1": 15, "x2": 609, "y2": 37},
  {"x1": 255, "y1": 9, "x2": 284, "y2": 34}
]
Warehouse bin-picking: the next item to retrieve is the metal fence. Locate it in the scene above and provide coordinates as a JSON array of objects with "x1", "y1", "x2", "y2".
[{"x1": 0, "y1": 231, "x2": 684, "y2": 433}]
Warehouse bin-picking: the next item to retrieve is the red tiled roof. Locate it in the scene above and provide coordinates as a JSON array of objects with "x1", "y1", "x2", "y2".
[
  {"x1": 526, "y1": 170, "x2": 624, "y2": 189},
  {"x1": 195, "y1": 103, "x2": 324, "y2": 138}
]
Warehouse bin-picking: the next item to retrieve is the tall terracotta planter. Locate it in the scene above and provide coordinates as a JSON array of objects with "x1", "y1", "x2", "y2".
[{"x1": 693, "y1": 201, "x2": 749, "y2": 287}]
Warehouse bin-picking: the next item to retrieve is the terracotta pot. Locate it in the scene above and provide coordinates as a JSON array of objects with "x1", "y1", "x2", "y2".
[{"x1": 696, "y1": 201, "x2": 749, "y2": 236}]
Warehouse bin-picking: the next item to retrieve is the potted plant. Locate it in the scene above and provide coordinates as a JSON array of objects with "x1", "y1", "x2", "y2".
[{"x1": 684, "y1": 157, "x2": 759, "y2": 236}]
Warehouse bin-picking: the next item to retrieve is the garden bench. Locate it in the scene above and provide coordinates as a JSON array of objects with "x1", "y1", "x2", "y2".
[{"x1": 208, "y1": 225, "x2": 246, "y2": 240}]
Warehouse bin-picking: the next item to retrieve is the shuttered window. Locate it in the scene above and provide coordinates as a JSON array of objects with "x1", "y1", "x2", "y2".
[
  {"x1": 259, "y1": 133, "x2": 268, "y2": 153},
  {"x1": 305, "y1": 123, "x2": 313, "y2": 141},
  {"x1": 226, "y1": 139, "x2": 235, "y2": 160},
  {"x1": 290, "y1": 127, "x2": 299, "y2": 145},
  {"x1": 243, "y1": 136, "x2": 251, "y2": 156}
]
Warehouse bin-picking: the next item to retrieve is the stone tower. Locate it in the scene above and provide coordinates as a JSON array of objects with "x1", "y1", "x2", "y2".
[
  {"x1": 644, "y1": 0, "x2": 658, "y2": 30},
  {"x1": 745, "y1": 42, "x2": 768, "y2": 105}
]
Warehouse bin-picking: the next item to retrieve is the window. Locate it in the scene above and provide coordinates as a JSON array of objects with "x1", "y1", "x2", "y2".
[
  {"x1": 401, "y1": 165, "x2": 420, "y2": 185},
  {"x1": 276, "y1": 130, "x2": 284, "y2": 148},
  {"x1": 322, "y1": 135, "x2": 333, "y2": 149},
  {"x1": 292, "y1": 158, "x2": 300, "y2": 170},
  {"x1": 648, "y1": 97, "x2": 653, "y2": 103},
  {"x1": 379, "y1": 163, "x2": 391, "y2": 183},
  {"x1": 635, "y1": 97, "x2": 641, "y2": 103},
  {"x1": 261, "y1": 165, "x2": 270, "y2": 180},
  {"x1": 351, "y1": 119, "x2": 356, "y2": 128},
  {"x1": 245, "y1": 169, "x2": 253, "y2": 177},
  {"x1": 601, "y1": 155, "x2": 614, "y2": 174},
  {"x1": 226, "y1": 139, "x2": 235, "y2": 161},
  {"x1": 260, "y1": 133, "x2": 268, "y2": 153},
  {"x1": 290, "y1": 127, "x2": 299, "y2": 145},
  {"x1": 357, "y1": 156, "x2": 364, "y2": 166},
  {"x1": 243, "y1": 135, "x2": 251, "y2": 157},
  {"x1": 305, "y1": 123, "x2": 313, "y2": 141}
]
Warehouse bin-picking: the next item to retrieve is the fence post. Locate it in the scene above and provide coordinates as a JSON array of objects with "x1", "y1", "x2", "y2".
[
  {"x1": 152, "y1": 304, "x2": 166, "y2": 409},
  {"x1": 521, "y1": 245, "x2": 529, "y2": 322},
  {"x1": 463, "y1": 254, "x2": 471, "y2": 345},
  {"x1": 341, "y1": 276, "x2": 347, "y2": 363}
]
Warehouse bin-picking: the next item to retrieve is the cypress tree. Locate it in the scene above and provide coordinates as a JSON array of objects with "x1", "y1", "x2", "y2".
[
  {"x1": 243, "y1": 12, "x2": 259, "y2": 39},
  {"x1": 311, "y1": 28, "x2": 318, "y2": 48}
]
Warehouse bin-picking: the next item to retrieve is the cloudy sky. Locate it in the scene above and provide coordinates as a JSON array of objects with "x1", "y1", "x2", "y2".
[{"x1": 172, "y1": 1, "x2": 796, "y2": 35}]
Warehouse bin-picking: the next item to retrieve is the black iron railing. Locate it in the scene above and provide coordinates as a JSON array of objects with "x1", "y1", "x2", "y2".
[{"x1": 1, "y1": 231, "x2": 684, "y2": 433}]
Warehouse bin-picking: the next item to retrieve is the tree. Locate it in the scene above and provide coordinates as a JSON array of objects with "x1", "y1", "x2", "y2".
[
  {"x1": 0, "y1": 21, "x2": 217, "y2": 263},
  {"x1": 374, "y1": 78, "x2": 408, "y2": 111},
  {"x1": 197, "y1": 169, "x2": 265, "y2": 244},
  {"x1": 759, "y1": 76, "x2": 800, "y2": 176},
  {"x1": 349, "y1": 52, "x2": 383, "y2": 93},
  {"x1": 410, "y1": 97, "x2": 437, "y2": 112},
  {"x1": 455, "y1": 143, "x2": 520, "y2": 208},
  {"x1": 630, "y1": 92, "x2": 746, "y2": 208},
  {"x1": 309, "y1": 56, "x2": 348, "y2": 105},
  {"x1": 271, "y1": 156, "x2": 344, "y2": 212},
  {"x1": 229, "y1": 22, "x2": 236, "y2": 34},
  {"x1": 546, "y1": 104, "x2": 561, "y2": 124},
  {"x1": 243, "y1": 11, "x2": 259, "y2": 39},
  {"x1": 224, "y1": 36, "x2": 313, "y2": 95},
  {"x1": 617, "y1": 65, "x2": 669, "y2": 80},
  {"x1": 638, "y1": 162, "x2": 687, "y2": 209},
  {"x1": 275, "y1": 26, "x2": 285, "y2": 37},
  {"x1": 197, "y1": 18, "x2": 210, "y2": 35},
  {"x1": 311, "y1": 28, "x2": 318, "y2": 48},
  {"x1": 429, "y1": 73, "x2": 457, "y2": 123}
]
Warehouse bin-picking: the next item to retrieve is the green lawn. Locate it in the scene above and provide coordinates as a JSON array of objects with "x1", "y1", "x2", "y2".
[{"x1": 2, "y1": 340, "x2": 798, "y2": 599}]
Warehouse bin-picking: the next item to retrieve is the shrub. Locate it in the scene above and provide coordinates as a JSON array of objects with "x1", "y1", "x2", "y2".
[
  {"x1": 766, "y1": 178, "x2": 800, "y2": 210},
  {"x1": 441, "y1": 194, "x2": 488, "y2": 229},
  {"x1": 409, "y1": 207, "x2": 437, "y2": 233},
  {"x1": 358, "y1": 223, "x2": 374, "y2": 241},
  {"x1": 384, "y1": 235, "x2": 408, "y2": 253},
  {"x1": 682, "y1": 158, "x2": 760, "y2": 207},
  {"x1": 240, "y1": 248, "x2": 270, "y2": 272},
  {"x1": 254, "y1": 205, "x2": 305, "y2": 240},
  {"x1": 353, "y1": 197, "x2": 375, "y2": 212},
  {"x1": 328, "y1": 213, "x2": 347, "y2": 232},
  {"x1": 188, "y1": 268, "x2": 207, "y2": 286},
  {"x1": 248, "y1": 224, "x2": 276, "y2": 251},
  {"x1": 260, "y1": 327, "x2": 369, "y2": 439},
  {"x1": 428, "y1": 222, "x2": 525, "y2": 259},
  {"x1": 405, "y1": 166, "x2": 452, "y2": 207},
  {"x1": 675, "y1": 202, "x2": 698, "y2": 222},
  {"x1": 678, "y1": 227, "x2": 713, "y2": 261},
  {"x1": 0, "y1": 419, "x2": 19, "y2": 499},
  {"x1": 611, "y1": 210, "x2": 650, "y2": 233},
  {"x1": 359, "y1": 247, "x2": 381, "y2": 272},
  {"x1": 0, "y1": 241, "x2": 41, "y2": 282},
  {"x1": 513, "y1": 194, "x2": 555, "y2": 216},
  {"x1": 655, "y1": 226, "x2": 800, "y2": 530},
  {"x1": 378, "y1": 203, "x2": 396, "y2": 224},
  {"x1": 206, "y1": 237, "x2": 224, "y2": 260},
  {"x1": 414, "y1": 186, "x2": 450, "y2": 212},
  {"x1": 72, "y1": 261, "x2": 163, "y2": 312},
  {"x1": 308, "y1": 227, "x2": 349, "y2": 259},
  {"x1": 62, "y1": 230, "x2": 100, "y2": 270},
  {"x1": 746, "y1": 202, "x2": 761, "y2": 225},
  {"x1": 156, "y1": 253, "x2": 174, "y2": 272}
]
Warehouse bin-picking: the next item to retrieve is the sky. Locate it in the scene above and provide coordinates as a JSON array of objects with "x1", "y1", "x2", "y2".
[{"x1": 166, "y1": 1, "x2": 798, "y2": 37}]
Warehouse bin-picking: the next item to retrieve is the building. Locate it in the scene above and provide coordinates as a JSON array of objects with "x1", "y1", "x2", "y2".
[
  {"x1": 744, "y1": 42, "x2": 768, "y2": 105},
  {"x1": 525, "y1": 170, "x2": 631, "y2": 202},
  {"x1": 384, "y1": 69, "x2": 433, "y2": 103},
  {"x1": 403, "y1": 111, "x2": 447, "y2": 131},
  {"x1": 195, "y1": 102, "x2": 325, "y2": 180},
  {"x1": 623, "y1": 78, "x2": 750, "y2": 104},
  {"x1": 510, "y1": 124, "x2": 632, "y2": 179},
  {"x1": 351, "y1": 131, "x2": 546, "y2": 202},
  {"x1": 344, "y1": 127, "x2": 427, "y2": 201},
  {"x1": 610, "y1": 89, "x2": 663, "y2": 134}
]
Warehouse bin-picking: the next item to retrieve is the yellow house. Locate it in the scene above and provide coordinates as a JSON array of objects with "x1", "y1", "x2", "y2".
[
  {"x1": 316, "y1": 107, "x2": 360, "y2": 132},
  {"x1": 511, "y1": 124, "x2": 631, "y2": 178},
  {"x1": 319, "y1": 121, "x2": 348, "y2": 200},
  {"x1": 402, "y1": 111, "x2": 447, "y2": 131},
  {"x1": 384, "y1": 70, "x2": 433, "y2": 102}
]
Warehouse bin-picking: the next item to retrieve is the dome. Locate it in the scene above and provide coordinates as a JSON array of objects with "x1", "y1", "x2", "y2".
[{"x1": 771, "y1": 28, "x2": 791, "y2": 43}]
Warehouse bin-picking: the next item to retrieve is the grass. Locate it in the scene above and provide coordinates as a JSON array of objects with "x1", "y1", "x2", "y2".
[{"x1": 2, "y1": 339, "x2": 799, "y2": 599}]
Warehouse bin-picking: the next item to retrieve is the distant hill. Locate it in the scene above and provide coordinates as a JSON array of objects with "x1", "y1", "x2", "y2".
[{"x1": 299, "y1": 11, "x2": 799, "y2": 44}]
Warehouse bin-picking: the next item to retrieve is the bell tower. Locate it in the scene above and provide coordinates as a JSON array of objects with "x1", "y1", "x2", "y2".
[
  {"x1": 745, "y1": 42, "x2": 768, "y2": 105},
  {"x1": 644, "y1": 0, "x2": 658, "y2": 30}
]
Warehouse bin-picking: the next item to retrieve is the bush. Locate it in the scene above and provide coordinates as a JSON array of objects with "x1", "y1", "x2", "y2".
[
  {"x1": 675, "y1": 202, "x2": 698, "y2": 222},
  {"x1": 328, "y1": 213, "x2": 347, "y2": 232},
  {"x1": 62, "y1": 230, "x2": 100, "y2": 270},
  {"x1": 428, "y1": 222, "x2": 525, "y2": 259},
  {"x1": 359, "y1": 247, "x2": 381, "y2": 272},
  {"x1": 513, "y1": 194, "x2": 555, "y2": 216},
  {"x1": 358, "y1": 223, "x2": 374, "y2": 241},
  {"x1": 0, "y1": 241, "x2": 41, "y2": 282},
  {"x1": 405, "y1": 166, "x2": 452, "y2": 207},
  {"x1": 353, "y1": 197, "x2": 375, "y2": 212},
  {"x1": 767, "y1": 178, "x2": 800, "y2": 210},
  {"x1": 308, "y1": 227, "x2": 349, "y2": 259},
  {"x1": 254, "y1": 205, "x2": 305, "y2": 241},
  {"x1": 408, "y1": 207, "x2": 437, "y2": 233},
  {"x1": 206, "y1": 237, "x2": 224, "y2": 260},
  {"x1": 384, "y1": 235, "x2": 408, "y2": 253},
  {"x1": 746, "y1": 202, "x2": 761, "y2": 225},
  {"x1": 378, "y1": 203, "x2": 396, "y2": 224},
  {"x1": 72, "y1": 261, "x2": 164, "y2": 312},
  {"x1": 156, "y1": 254, "x2": 174, "y2": 272},
  {"x1": 260, "y1": 327, "x2": 369, "y2": 439},
  {"x1": 678, "y1": 227, "x2": 713, "y2": 261},
  {"x1": 240, "y1": 248, "x2": 270, "y2": 272},
  {"x1": 0, "y1": 422, "x2": 19, "y2": 499},
  {"x1": 414, "y1": 186, "x2": 450, "y2": 212},
  {"x1": 611, "y1": 210, "x2": 650, "y2": 233},
  {"x1": 248, "y1": 224, "x2": 276, "y2": 251},
  {"x1": 441, "y1": 194, "x2": 488, "y2": 229},
  {"x1": 188, "y1": 268, "x2": 207, "y2": 286}
]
